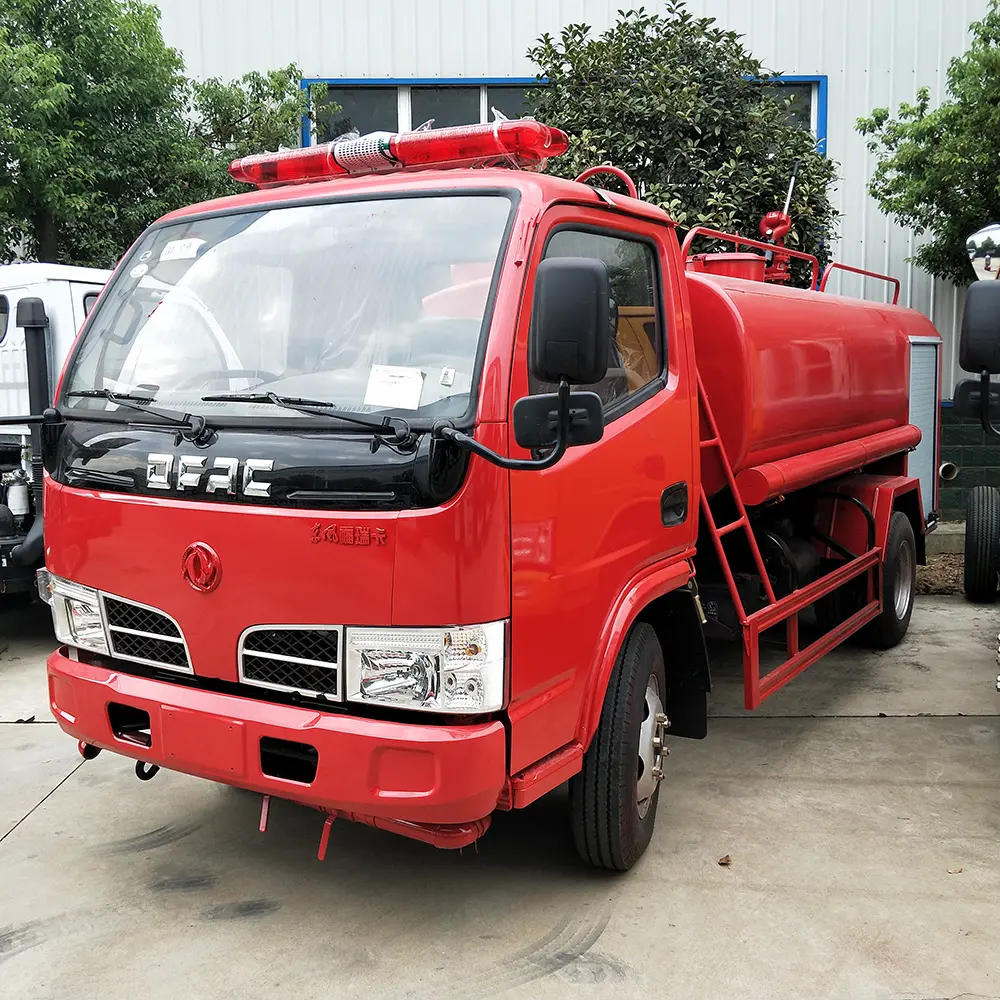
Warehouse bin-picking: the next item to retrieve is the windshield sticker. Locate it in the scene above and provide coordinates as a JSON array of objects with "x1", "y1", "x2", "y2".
[
  {"x1": 129, "y1": 263, "x2": 148, "y2": 278},
  {"x1": 439, "y1": 367, "x2": 456, "y2": 387},
  {"x1": 364, "y1": 365, "x2": 426, "y2": 411},
  {"x1": 138, "y1": 250, "x2": 153, "y2": 262},
  {"x1": 159, "y1": 238, "x2": 206, "y2": 262}
]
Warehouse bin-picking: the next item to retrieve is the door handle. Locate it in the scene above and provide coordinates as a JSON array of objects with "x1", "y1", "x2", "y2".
[{"x1": 660, "y1": 482, "x2": 688, "y2": 527}]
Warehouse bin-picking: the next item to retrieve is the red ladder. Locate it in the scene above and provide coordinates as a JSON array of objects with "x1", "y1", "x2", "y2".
[{"x1": 696, "y1": 374, "x2": 883, "y2": 709}]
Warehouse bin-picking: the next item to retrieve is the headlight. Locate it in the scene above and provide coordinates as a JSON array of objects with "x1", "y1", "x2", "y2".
[
  {"x1": 346, "y1": 622, "x2": 505, "y2": 714},
  {"x1": 49, "y1": 575, "x2": 109, "y2": 655}
]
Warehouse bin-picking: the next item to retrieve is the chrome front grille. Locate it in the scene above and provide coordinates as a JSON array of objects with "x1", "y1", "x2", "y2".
[
  {"x1": 239, "y1": 626, "x2": 342, "y2": 698},
  {"x1": 102, "y1": 595, "x2": 191, "y2": 673}
]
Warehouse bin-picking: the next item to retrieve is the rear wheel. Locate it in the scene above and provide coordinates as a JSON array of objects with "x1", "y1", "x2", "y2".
[
  {"x1": 963, "y1": 485, "x2": 1000, "y2": 603},
  {"x1": 569, "y1": 622, "x2": 668, "y2": 871},
  {"x1": 865, "y1": 511, "x2": 916, "y2": 649}
]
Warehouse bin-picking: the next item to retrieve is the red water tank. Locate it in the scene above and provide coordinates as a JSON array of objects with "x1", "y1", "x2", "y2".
[{"x1": 686, "y1": 272, "x2": 940, "y2": 496}]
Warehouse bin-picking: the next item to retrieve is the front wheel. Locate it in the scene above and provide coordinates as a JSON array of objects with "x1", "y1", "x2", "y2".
[
  {"x1": 865, "y1": 510, "x2": 916, "y2": 649},
  {"x1": 569, "y1": 622, "x2": 668, "y2": 871}
]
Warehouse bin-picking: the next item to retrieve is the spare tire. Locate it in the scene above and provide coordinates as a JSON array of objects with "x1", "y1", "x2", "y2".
[{"x1": 964, "y1": 485, "x2": 1000, "y2": 603}]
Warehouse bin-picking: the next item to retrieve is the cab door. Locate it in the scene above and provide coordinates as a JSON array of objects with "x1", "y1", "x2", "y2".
[{"x1": 506, "y1": 205, "x2": 698, "y2": 774}]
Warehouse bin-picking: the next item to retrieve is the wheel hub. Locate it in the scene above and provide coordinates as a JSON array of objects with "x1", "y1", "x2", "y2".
[
  {"x1": 637, "y1": 676, "x2": 669, "y2": 819},
  {"x1": 894, "y1": 537, "x2": 913, "y2": 620}
]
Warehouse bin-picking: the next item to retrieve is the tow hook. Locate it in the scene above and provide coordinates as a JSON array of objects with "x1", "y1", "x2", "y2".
[
  {"x1": 651, "y1": 712, "x2": 670, "y2": 782},
  {"x1": 134, "y1": 761, "x2": 160, "y2": 781},
  {"x1": 78, "y1": 741, "x2": 102, "y2": 760}
]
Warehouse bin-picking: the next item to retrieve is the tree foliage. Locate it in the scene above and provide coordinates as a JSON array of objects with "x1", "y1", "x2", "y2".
[
  {"x1": 0, "y1": 0, "x2": 322, "y2": 267},
  {"x1": 857, "y1": 1, "x2": 1000, "y2": 284},
  {"x1": 527, "y1": 4, "x2": 838, "y2": 276}
]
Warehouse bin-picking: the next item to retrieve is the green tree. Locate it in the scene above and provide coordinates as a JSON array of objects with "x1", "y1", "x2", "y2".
[
  {"x1": 858, "y1": 1, "x2": 1000, "y2": 284},
  {"x1": 187, "y1": 66, "x2": 328, "y2": 201},
  {"x1": 981, "y1": 236, "x2": 997, "y2": 254},
  {"x1": 527, "y1": 4, "x2": 838, "y2": 279},
  {"x1": 0, "y1": 0, "x2": 322, "y2": 268}
]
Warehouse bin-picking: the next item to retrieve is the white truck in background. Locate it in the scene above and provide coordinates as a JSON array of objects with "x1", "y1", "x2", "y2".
[{"x1": 0, "y1": 263, "x2": 109, "y2": 597}]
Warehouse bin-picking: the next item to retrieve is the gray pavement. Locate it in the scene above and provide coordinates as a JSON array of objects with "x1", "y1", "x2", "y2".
[{"x1": 1, "y1": 596, "x2": 998, "y2": 1000}]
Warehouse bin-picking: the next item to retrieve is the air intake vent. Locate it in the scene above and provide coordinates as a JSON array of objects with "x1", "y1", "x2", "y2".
[
  {"x1": 102, "y1": 595, "x2": 191, "y2": 673},
  {"x1": 239, "y1": 627, "x2": 342, "y2": 699}
]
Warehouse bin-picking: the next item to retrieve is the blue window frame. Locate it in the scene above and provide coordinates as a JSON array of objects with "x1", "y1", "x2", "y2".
[{"x1": 301, "y1": 74, "x2": 829, "y2": 157}]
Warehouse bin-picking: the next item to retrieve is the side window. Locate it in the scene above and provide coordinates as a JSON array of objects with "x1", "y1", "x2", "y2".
[
  {"x1": 0, "y1": 295, "x2": 8, "y2": 345},
  {"x1": 531, "y1": 229, "x2": 662, "y2": 410},
  {"x1": 83, "y1": 291, "x2": 99, "y2": 317}
]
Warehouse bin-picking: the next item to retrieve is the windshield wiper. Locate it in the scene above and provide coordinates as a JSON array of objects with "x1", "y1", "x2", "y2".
[
  {"x1": 65, "y1": 389, "x2": 213, "y2": 445},
  {"x1": 201, "y1": 392, "x2": 414, "y2": 446}
]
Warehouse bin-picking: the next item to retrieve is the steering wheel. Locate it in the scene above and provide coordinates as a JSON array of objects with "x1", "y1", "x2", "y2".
[{"x1": 173, "y1": 369, "x2": 281, "y2": 391}]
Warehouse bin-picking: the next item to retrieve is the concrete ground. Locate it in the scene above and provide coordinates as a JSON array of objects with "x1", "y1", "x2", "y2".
[{"x1": 1, "y1": 597, "x2": 998, "y2": 1000}]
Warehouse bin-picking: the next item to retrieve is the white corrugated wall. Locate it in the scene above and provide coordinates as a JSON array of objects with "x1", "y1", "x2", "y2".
[{"x1": 156, "y1": 0, "x2": 989, "y2": 393}]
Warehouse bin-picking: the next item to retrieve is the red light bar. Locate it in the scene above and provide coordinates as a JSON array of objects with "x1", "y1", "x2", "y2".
[{"x1": 228, "y1": 119, "x2": 570, "y2": 189}]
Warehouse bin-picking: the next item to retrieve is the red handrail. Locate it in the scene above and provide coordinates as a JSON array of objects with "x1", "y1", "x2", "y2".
[
  {"x1": 819, "y1": 261, "x2": 901, "y2": 304},
  {"x1": 681, "y1": 226, "x2": 820, "y2": 290},
  {"x1": 574, "y1": 165, "x2": 638, "y2": 199}
]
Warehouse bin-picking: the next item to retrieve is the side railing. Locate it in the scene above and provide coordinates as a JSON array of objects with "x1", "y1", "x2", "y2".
[
  {"x1": 680, "y1": 226, "x2": 820, "y2": 289},
  {"x1": 819, "y1": 262, "x2": 901, "y2": 304}
]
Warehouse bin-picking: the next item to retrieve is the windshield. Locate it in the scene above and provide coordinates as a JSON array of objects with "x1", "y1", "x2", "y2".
[{"x1": 63, "y1": 193, "x2": 514, "y2": 422}]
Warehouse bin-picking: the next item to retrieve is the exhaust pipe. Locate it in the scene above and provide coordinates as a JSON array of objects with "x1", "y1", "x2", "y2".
[{"x1": 939, "y1": 461, "x2": 959, "y2": 482}]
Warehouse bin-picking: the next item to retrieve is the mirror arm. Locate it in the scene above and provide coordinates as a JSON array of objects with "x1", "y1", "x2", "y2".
[
  {"x1": 0, "y1": 408, "x2": 62, "y2": 427},
  {"x1": 979, "y1": 369, "x2": 1000, "y2": 439},
  {"x1": 434, "y1": 379, "x2": 572, "y2": 472}
]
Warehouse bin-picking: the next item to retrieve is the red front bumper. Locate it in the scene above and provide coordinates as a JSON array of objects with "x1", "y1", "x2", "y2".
[{"x1": 48, "y1": 649, "x2": 507, "y2": 825}]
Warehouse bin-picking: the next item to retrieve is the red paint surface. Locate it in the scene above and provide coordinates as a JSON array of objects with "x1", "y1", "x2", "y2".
[
  {"x1": 49, "y1": 650, "x2": 505, "y2": 824},
  {"x1": 688, "y1": 273, "x2": 939, "y2": 496},
  {"x1": 45, "y1": 164, "x2": 944, "y2": 836}
]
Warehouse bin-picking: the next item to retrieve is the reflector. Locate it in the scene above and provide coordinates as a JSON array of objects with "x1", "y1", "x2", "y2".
[{"x1": 229, "y1": 119, "x2": 570, "y2": 188}]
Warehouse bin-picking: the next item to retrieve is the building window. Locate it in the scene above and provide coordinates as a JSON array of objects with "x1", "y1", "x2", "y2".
[
  {"x1": 768, "y1": 81, "x2": 813, "y2": 132},
  {"x1": 308, "y1": 77, "x2": 823, "y2": 149},
  {"x1": 319, "y1": 86, "x2": 398, "y2": 141},
  {"x1": 486, "y1": 85, "x2": 537, "y2": 120},
  {"x1": 411, "y1": 86, "x2": 481, "y2": 129},
  {"x1": 307, "y1": 80, "x2": 542, "y2": 141}
]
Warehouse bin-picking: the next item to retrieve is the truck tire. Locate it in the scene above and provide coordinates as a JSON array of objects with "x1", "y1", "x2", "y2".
[
  {"x1": 865, "y1": 511, "x2": 916, "y2": 649},
  {"x1": 569, "y1": 622, "x2": 667, "y2": 871},
  {"x1": 963, "y1": 485, "x2": 1000, "y2": 603}
]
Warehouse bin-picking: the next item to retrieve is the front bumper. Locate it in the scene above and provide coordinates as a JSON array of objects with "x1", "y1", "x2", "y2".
[{"x1": 48, "y1": 648, "x2": 507, "y2": 825}]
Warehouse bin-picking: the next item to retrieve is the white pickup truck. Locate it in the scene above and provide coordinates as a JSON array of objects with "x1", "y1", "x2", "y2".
[{"x1": 0, "y1": 263, "x2": 109, "y2": 596}]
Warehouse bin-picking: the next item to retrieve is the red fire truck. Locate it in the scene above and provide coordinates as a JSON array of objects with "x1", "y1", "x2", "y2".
[{"x1": 14, "y1": 120, "x2": 944, "y2": 870}]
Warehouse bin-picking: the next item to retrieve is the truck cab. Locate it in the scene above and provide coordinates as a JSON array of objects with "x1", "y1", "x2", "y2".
[
  {"x1": 0, "y1": 263, "x2": 109, "y2": 596},
  {"x1": 39, "y1": 121, "x2": 938, "y2": 869}
]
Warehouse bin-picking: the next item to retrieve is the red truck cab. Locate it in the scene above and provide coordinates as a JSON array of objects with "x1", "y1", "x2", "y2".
[{"x1": 41, "y1": 121, "x2": 939, "y2": 870}]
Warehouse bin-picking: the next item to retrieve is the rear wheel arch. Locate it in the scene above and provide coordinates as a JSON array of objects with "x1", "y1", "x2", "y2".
[{"x1": 892, "y1": 487, "x2": 925, "y2": 565}]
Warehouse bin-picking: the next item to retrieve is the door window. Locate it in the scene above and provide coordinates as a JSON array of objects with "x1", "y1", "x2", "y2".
[
  {"x1": 0, "y1": 295, "x2": 8, "y2": 346},
  {"x1": 531, "y1": 229, "x2": 663, "y2": 412}
]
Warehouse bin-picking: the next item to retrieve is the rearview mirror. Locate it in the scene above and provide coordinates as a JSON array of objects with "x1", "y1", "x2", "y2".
[
  {"x1": 513, "y1": 390, "x2": 604, "y2": 450},
  {"x1": 959, "y1": 281, "x2": 1000, "y2": 375},
  {"x1": 966, "y1": 223, "x2": 1000, "y2": 281},
  {"x1": 529, "y1": 257, "x2": 610, "y2": 385}
]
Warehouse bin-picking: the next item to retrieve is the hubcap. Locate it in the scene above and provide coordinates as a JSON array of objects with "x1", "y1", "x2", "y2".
[
  {"x1": 636, "y1": 675, "x2": 669, "y2": 819},
  {"x1": 894, "y1": 538, "x2": 914, "y2": 620}
]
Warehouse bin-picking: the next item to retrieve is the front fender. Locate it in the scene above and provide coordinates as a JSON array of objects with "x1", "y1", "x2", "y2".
[{"x1": 575, "y1": 554, "x2": 694, "y2": 750}]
